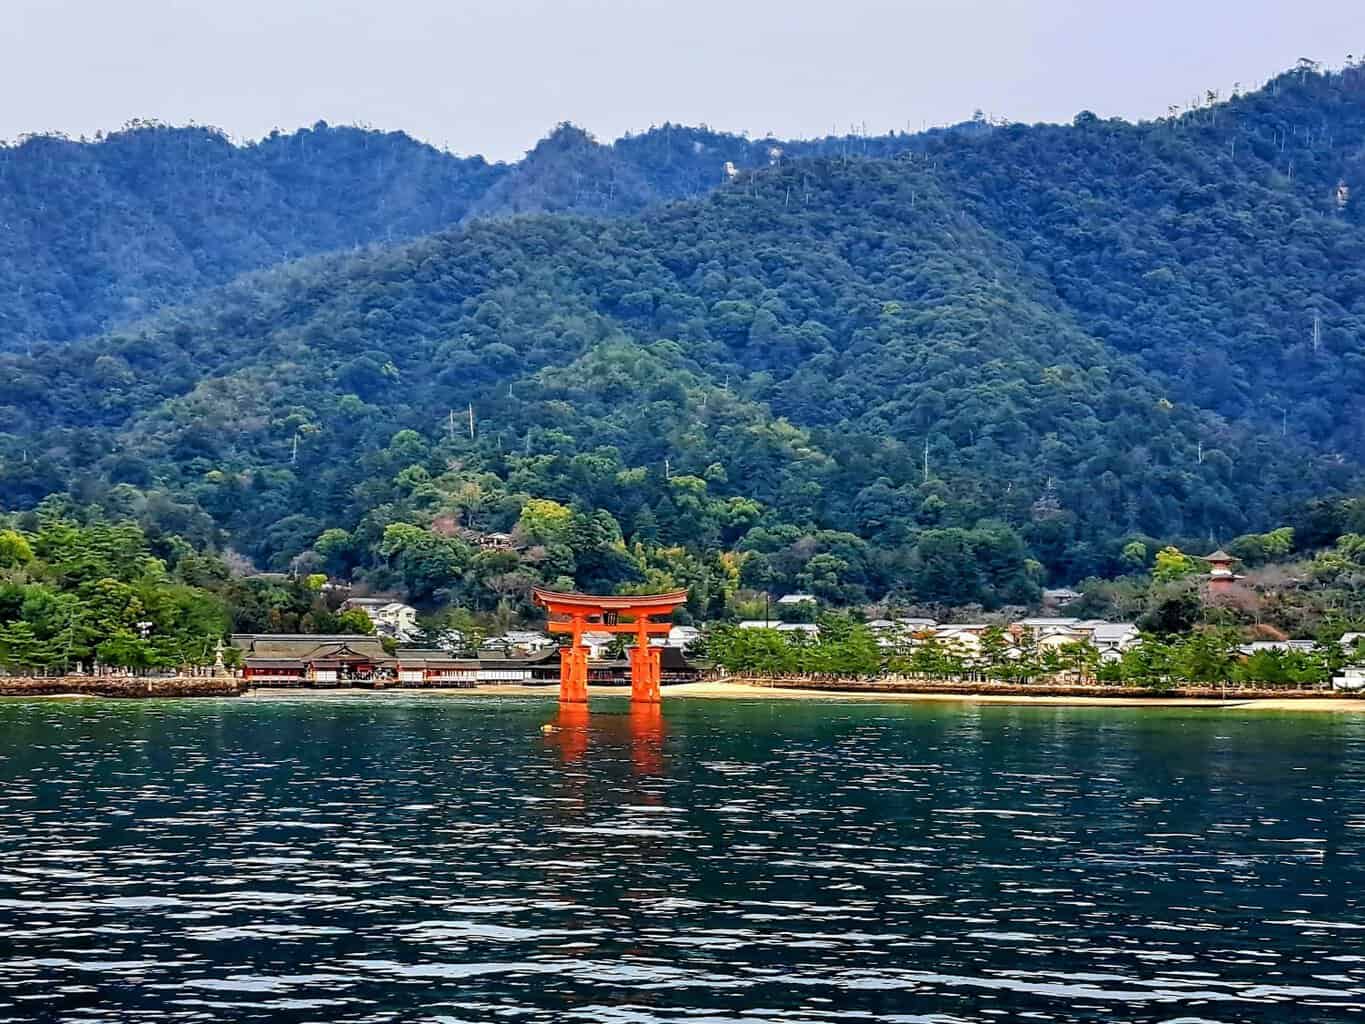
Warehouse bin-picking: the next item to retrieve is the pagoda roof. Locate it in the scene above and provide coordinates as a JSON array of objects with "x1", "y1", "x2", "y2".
[
  {"x1": 1204, "y1": 549, "x2": 1237, "y2": 562},
  {"x1": 532, "y1": 587, "x2": 688, "y2": 611}
]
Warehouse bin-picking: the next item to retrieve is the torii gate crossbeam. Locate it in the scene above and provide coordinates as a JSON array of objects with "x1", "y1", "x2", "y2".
[{"x1": 532, "y1": 587, "x2": 688, "y2": 705}]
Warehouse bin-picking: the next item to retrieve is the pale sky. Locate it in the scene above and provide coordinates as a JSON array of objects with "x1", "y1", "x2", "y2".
[{"x1": 5, "y1": 0, "x2": 1361, "y2": 161}]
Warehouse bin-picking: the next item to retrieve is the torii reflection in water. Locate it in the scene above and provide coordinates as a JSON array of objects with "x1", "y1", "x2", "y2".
[{"x1": 544, "y1": 702, "x2": 667, "y2": 777}]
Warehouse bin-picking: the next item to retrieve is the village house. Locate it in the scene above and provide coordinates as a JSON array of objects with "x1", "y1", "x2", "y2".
[
  {"x1": 1042, "y1": 587, "x2": 1083, "y2": 608},
  {"x1": 341, "y1": 597, "x2": 420, "y2": 642},
  {"x1": 486, "y1": 630, "x2": 556, "y2": 654},
  {"x1": 651, "y1": 624, "x2": 702, "y2": 649},
  {"x1": 1015, "y1": 616, "x2": 1082, "y2": 634},
  {"x1": 579, "y1": 630, "x2": 616, "y2": 659},
  {"x1": 476, "y1": 531, "x2": 517, "y2": 551},
  {"x1": 738, "y1": 620, "x2": 820, "y2": 638},
  {"x1": 1080, "y1": 622, "x2": 1140, "y2": 661},
  {"x1": 866, "y1": 618, "x2": 937, "y2": 651},
  {"x1": 896, "y1": 617, "x2": 938, "y2": 630},
  {"x1": 1238, "y1": 640, "x2": 1317, "y2": 656},
  {"x1": 929, "y1": 624, "x2": 990, "y2": 655}
]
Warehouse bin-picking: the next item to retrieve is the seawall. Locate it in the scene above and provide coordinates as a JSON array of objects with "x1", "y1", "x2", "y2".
[{"x1": 0, "y1": 676, "x2": 244, "y2": 698}]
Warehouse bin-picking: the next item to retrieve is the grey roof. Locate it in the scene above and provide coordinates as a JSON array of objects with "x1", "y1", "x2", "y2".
[
  {"x1": 233, "y1": 634, "x2": 394, "y2": 664},
  {"x1": 1089, "y1": 623, "x2": 1138, "y2": 643}
]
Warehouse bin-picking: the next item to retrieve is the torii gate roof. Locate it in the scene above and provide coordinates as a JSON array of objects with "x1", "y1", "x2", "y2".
[{"x1": 532, "y1": 587, "x2": 688, "y2": 612}]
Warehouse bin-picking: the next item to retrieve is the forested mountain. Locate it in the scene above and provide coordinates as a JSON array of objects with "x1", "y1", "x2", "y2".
[
  {"x1": 0, "y1": 123, "x2": 502, "y2": 347},
  {"x1": 922, "y1": 68, "x2": 1365, "y2": 456},
  {"x1": 3, "y1": 63, "x2": 1365, "y2": 618},
  {"x1": 0, "y1": 118, "x2": 926, "y2": 350}
]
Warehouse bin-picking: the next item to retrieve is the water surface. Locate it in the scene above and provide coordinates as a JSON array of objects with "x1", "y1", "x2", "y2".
[{"x1": 1, "y1": 695, "x2": 1363, "y2": 1022}]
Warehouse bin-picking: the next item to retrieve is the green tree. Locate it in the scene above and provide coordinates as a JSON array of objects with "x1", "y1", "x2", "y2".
[
  {"x1": 1152, "y1": 546, "x2": 1199, "y2": 583},
  {"x1": 0, "y1": 530, "x2": 34, "y2": 568}
]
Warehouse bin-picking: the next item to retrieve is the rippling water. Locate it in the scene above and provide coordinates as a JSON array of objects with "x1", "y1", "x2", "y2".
[{"x1": 2, "y1": 695, "x2": 1364, "y2": 1022}]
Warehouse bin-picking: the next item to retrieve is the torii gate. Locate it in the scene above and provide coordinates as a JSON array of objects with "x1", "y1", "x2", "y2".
[{"x1": 532, "y1": 587, "x2": 688, "y2": 705}]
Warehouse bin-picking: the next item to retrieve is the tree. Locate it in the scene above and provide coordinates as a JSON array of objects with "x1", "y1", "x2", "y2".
[
  {"x1": 96, "y1": 629, "x2": 155, "y2": 673},
  {"x1": 337, "y1": 608, "x2": 376, "y2": 634},
  {"x1": 978, "y1": 626, "x2": 1013, "y2": 681},
  {"x1": 1118, "y1": 635, "x2": 1176, "y2": 690},
  {"x1": 1153, "y1": 546, "x2": 1199, "y2": 583},
  {"x1": 1173, "y1": 630, "x2": 1240, "y2": 684},
  {"x1": 1057, "y1": 640, "x2": 1100, "y2": 684},
  {"x1": 0, "y1": 530, "x2": 34, "y2": 568},
  {"x1": 1139, "y1": 584, "x2": 1202, "y2": 635},
  {"x1": 0, "y1": 621, "x2": 52, "y2": 672},
  {"x1": 314, "y1": 528, "x2": 356, "y2": 578},
  {"x1": 517, "y1": 499, "x2": 573, "y2": 545}
]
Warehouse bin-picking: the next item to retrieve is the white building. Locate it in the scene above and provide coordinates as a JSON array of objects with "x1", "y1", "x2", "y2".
[
  {"x1": 1333, "y1": 667, "x2": 1365, "y2": 691},
  {"x1": 652, "y1": 625, "x2": 702, "y2": 649},
  {"x1": 1080, "y1": 622, "x2": 1139, "y2": 661},
  {"x1": 342, "y1": 597, "x2": 419, "y2": 642},
  {"x1": 896, "y1": 617, "x2": 938, "y2": 630},
  {"x1": 1042, "y1": 587, "x2": 1083, "y2": 608},
  {"x1": 580, "y1": 630, "x2": 616, "y2": 658},
  {"x1": 487, "y1": 630, "x2": 556, "y2": 654},
  {"x1": 930, "y1": 624, "x2": 990, "y2": 655},
  {"x1": 777, "y1": 593, "x2": 817, "y2": 606},
  {"x1": 737, "y1": 620, "x2": 820, "y2": 638}
]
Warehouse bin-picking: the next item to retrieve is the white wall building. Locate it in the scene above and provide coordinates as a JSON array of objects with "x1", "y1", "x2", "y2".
[
  {"x1": 487, "y1": 630, "x2": 556, "y2": 654},
  {"x1": 342, "y1": 598, "x2": 419, "y2": 642},
  {"x1": 652, "y1": 625, "x2": 702, "y2": 649}
]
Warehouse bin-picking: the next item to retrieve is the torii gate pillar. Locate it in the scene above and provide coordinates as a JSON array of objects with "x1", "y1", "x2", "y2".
[{"x1": 532, "y1": 587, "x2": 687, "y2": 706}]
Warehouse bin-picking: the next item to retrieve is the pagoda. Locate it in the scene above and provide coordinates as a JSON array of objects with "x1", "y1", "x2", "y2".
[{"x1": 1204, "y1": 549, "x2": 1243, "y2": 596}]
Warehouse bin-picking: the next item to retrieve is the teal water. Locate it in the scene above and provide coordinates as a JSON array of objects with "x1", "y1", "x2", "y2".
[{"x1": 1, "y1": 695, "x2": 1364, "y2": 1023}]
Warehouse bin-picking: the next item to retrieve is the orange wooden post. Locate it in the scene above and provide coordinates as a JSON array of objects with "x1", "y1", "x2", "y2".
[
  {"x1": 560, "y1": 613, "x2": 589, "y2": 705},
  {"x1": 630, "y1": 615, "x2": 660, "y2": 705},
  {"x1": 628, "y1": 645, "x2": 661, "y2": 704}
]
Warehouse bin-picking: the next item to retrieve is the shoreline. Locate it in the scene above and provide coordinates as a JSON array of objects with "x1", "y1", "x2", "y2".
[
  {"x1": 7, "y1": 677, "x2": 1364, "y2": 712},
  {"x1": 237, "y1": 679, "x2": 1365, "y2": 712}
]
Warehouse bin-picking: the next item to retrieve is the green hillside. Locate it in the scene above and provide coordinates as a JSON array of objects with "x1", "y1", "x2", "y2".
[
  {"x1": 0, "y1": 119, "x2": 924, "y2": 350},
  {"x1": 0, "y1": 123, "x2": 503, "y2": 347},
  {"x1": 3, "y1": 65, "x2": 1364, "y2": 615}
]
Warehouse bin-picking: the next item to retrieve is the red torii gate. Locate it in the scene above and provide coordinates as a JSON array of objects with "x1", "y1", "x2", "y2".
[{"x1": 532, "y1": 587, "x2": 688, "y2": 705}]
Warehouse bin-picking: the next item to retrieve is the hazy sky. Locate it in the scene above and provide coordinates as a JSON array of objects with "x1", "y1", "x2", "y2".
[{"x1": 6, "y1": 0, "x2": 1361, "y2": 161}]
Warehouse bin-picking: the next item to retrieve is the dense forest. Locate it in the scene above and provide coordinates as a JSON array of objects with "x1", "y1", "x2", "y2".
[
  {"x1": 0, "y1": 502, "x2": 381, "y2": 672},
  {"x1": 0, "y1": 118, "x2": 938, "y2": 349},
  {"x1": 3, "y1": 63, "x2": 1365, "y2": 626}
]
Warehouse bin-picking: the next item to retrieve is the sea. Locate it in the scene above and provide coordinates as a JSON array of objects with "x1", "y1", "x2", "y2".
[{"x1": 1, "y1": 694, "x2": 1362, "y2": 1022}]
